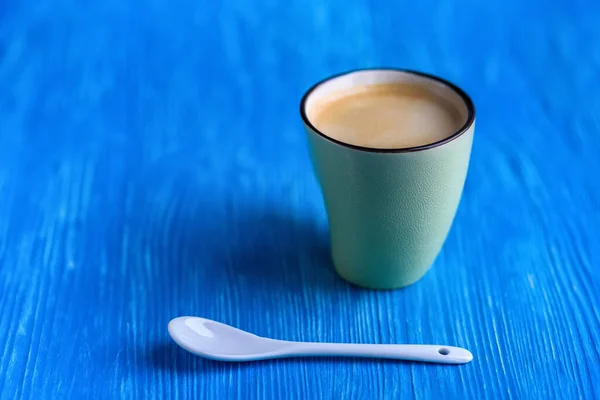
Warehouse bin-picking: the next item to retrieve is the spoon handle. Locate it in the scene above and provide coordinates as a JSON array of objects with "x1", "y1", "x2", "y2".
[{"x1": 278, "y1": 342, "x2": 472, "y2": 364}]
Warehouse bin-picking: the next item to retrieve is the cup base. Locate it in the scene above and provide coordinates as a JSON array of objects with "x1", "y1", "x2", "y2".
[{"x1": 332, "y1": 262, "x2": 432, "y2": 290}]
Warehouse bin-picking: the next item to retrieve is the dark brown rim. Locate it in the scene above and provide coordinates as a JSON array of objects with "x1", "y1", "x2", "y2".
[{"x1": 300, "y1": 68, "x2": 476, "y2": 153}]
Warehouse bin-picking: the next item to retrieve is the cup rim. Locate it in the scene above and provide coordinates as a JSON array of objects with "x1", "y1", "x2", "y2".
[{"x1": 300, "y1": 68, "x2": 476, "y2": 153}]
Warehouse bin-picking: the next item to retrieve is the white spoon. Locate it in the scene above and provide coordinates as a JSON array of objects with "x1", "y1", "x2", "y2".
[{"x1": 168, "y1": 317, "x2": 473, "y2": 364}]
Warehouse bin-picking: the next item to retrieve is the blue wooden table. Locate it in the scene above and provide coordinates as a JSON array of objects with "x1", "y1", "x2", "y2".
[{"x1": 1, "y1": 0, "x2": 599, "y2": 398}]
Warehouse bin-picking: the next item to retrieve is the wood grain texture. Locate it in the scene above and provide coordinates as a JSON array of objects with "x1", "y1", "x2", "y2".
[{"x1": 0, "y1": 0, "x2": 599, "y2": 398}]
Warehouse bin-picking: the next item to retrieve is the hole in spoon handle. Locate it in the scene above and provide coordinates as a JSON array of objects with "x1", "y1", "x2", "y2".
[
  {"x1": 373, "y1": 344, "x2": 473, "y2": 364},
  {"x1": 391, "y1": 345, "x2": 473, "y2": 364},
  {"x1": 438, "y1": 347, "x2": 451, "y2": 355}
]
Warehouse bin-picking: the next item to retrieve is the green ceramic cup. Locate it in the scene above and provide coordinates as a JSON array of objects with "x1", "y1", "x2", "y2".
[{"x1": 300, "y1": 69, "x2": 476, "y2": 289}]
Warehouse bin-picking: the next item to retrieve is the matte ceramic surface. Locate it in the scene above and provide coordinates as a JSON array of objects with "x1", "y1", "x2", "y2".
[
  {"x1": 302, "y1": 70, "x2": 475, "y2": 289},
  {"x1": 169, "y1": 317, "x2": 473, "y2": 364}
]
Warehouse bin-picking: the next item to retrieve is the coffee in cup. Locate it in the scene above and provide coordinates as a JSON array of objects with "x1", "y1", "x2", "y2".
[{"x1": 308, "y1": 82, "x2": 465, "y2": 149}]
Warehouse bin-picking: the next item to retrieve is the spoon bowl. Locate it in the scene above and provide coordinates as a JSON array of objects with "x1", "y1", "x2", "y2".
[{"x1": 168, "y1": 317, "x2": 290, "y2": 361}]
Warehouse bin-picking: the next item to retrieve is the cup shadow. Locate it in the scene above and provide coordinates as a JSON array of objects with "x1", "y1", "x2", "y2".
[
  {"x1": 212, "y1": 207, "x2": 343, "y2": 293},
  {"x1": 134, "y1": 151, "x2": 345, "y2": 294}
]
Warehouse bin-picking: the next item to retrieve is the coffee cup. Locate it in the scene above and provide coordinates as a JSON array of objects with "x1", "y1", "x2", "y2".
[{"x1": 300, "y1": 69, "x2": 475, "y2": 289}]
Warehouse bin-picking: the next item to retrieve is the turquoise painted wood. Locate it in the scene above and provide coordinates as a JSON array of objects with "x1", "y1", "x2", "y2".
[{"x1": 0, "y1": 0, "x2": 599, "y2": 398}]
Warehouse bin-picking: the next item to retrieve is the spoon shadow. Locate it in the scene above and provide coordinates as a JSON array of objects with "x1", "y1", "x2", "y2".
[{"x1": 148, "y1": 342, "x2": 447, "y2": 375}]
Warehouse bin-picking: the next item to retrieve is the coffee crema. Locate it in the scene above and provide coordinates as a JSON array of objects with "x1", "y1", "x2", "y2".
[{"x1": 308, "y1": 83, "x2": 465, "y2": 149}]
